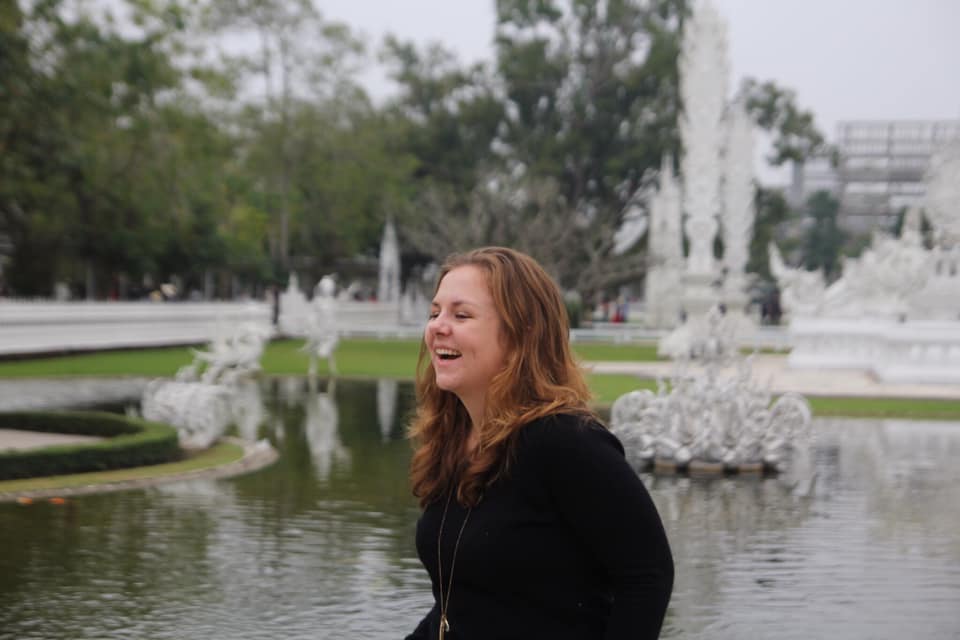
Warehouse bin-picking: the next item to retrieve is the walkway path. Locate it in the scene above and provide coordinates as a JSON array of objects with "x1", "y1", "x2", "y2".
[{"x1": 586, "y1": 354, "x2": 960, "y2": 400}]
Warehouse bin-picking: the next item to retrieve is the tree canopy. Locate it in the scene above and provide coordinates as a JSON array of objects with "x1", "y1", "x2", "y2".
[{"x1": 1, "y1": 0, "x2": 824, "y2": 303}]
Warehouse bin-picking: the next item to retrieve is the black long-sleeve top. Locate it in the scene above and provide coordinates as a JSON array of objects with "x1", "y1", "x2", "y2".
[{"x1": 405, "y1": 413, "x2": 674, "y2": 640}]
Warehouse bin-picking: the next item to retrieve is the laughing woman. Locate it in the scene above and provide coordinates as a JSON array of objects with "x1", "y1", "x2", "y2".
[{"x1": 404, "y1": 247, "x2": 673, "y2": 640}]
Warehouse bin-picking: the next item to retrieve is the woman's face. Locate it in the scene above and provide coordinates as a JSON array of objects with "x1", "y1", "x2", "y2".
[{"x1": 425, "y1": 265, "x2": 507, "y2": 419}]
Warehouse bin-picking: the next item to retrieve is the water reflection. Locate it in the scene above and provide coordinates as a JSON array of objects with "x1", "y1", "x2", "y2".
[
  {"x1": 303, "y1": 378, "x2": 351, "y2": 482},
  {"x1": 376, "y1": 378, "x2": 399, "y2": 441},
  {"x1": 1, "y1": 381, "x2": 959, "y2": 639}
]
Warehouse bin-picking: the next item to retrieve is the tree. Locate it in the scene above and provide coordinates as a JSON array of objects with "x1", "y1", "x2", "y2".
[
  {"x1": 740, "y1": 78, "x2": 826, "y2": 166},
  {"x1": 201, "y1": 0, "x2": 366, "y2": 269},
  {"x1": 801, "y1": 190, "x2": 845, "y2": 280},
  {"x1": 389, "y1": 0, "x2": 690, "y2": 298}
]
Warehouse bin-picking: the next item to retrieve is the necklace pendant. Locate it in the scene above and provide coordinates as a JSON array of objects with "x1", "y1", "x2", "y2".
[{"x1": 439, "y1": 615, "x2": 450, "y2": 640}]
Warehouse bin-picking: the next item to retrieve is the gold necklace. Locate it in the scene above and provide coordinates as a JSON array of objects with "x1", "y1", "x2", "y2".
[{"x1": 437, "y1": 490, "x2": 472, "y2": 640}]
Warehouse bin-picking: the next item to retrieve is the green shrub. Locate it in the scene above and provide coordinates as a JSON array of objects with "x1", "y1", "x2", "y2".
[{"x1": 0, "y1": 411, "x2": 180, "y2": 480}]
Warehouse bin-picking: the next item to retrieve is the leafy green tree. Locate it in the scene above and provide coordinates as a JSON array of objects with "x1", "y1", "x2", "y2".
[
  {"x1": 740, "y1": 78, "x2": 825, "y2": 166},
  {"x1": 201, "y1": 0, "x2": 366, "y2": 269},
  {"x1": 801, "y1": 190, "x2": 845, "y2": 280}
]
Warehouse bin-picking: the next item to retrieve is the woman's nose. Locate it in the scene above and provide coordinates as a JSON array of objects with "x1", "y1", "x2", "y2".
[{"x1": 428, "y1": 314, "x2": 451, "y2": 335}]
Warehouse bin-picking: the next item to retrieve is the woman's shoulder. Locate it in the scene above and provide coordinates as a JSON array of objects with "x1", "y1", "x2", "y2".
[{"x1": 518, "y1": 412, "x2": 625, "y2": 457}]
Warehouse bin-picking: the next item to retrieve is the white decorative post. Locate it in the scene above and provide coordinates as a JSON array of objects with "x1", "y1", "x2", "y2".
[
  {"x1": 645, "y1": 156, "x2": 685, "y2": 328},
  {"x1": 721, "y1": 98, "x2": 756, "y2": 316},
  {"x1": 679, "y1": 0, "x2": 729, "y2": 315},
  {"x1": 378, "y1": 219, "x2": 401, "y2": 303}
]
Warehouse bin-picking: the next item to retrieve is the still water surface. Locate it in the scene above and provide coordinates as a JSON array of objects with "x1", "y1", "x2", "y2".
[{"x1": 1, "y1": 378, "x2": 958, "y2": 639}]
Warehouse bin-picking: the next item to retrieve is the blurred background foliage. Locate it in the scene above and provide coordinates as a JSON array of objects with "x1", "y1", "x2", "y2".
[{"x1": 0, "y1": 0, "x2": 826, "y2": 301}]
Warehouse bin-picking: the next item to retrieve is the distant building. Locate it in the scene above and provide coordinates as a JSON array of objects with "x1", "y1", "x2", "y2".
[{"x1": 791, "y1": 120, "x2": 960, "y2": 234}]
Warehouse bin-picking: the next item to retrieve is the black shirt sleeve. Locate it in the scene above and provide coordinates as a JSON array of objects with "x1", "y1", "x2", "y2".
[{"x1": 527, "y1": 415, "x2": 674, "y2": 639}]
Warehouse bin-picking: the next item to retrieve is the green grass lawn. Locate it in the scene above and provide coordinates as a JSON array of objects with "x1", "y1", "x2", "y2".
[
  {"x1": 0, "y1": 339, "x2": 657, "y2": 378},
  {"x1": 0, "y1": 338, "x2": 958, "y2": 420}
]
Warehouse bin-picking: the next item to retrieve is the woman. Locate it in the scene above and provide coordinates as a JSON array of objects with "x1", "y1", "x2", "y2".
[{"x1": 405, "y1": 247, "x2": 673, "y2": 640}]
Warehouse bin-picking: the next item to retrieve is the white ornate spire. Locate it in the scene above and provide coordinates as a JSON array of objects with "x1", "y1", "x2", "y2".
[
  {"x1": 645, "y1": 156, "x2": 684, "y2": 328},
  {"x1": 680, "y1": 0, "x2": 730, "y2": 313},
  {"x1": 721, "y1": 98, "x2": 756, "y2": 311},
  {"x1": 378, "y1": 218, "x2": 401, "y2": 302}
]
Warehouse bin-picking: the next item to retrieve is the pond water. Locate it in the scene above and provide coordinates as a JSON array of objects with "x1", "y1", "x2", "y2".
[{"x1": 1, "y1": 378, "x2": 959, "y2": 640}]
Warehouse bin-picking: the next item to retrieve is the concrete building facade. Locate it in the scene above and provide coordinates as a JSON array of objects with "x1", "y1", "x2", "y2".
[{"x1": 791, "y1": 120, "x2": 960, "y2": 234}]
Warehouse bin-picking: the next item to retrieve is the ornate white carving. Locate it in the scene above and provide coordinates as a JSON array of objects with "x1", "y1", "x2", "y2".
[
  {"x1": 679, "y1": 0, "x2": 729, "y2": 313},
  {"x1": 614, "y1": 307, "x2": 812, "y2": 472},
  {"x1": 721, "y1": 99, "x2": 756, "y2": 312},
  {"x1": 141, "y1": 322, "x2": 269, "y2": 449}
]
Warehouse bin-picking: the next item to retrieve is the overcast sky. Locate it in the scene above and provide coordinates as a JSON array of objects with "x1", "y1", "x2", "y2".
[{"x1": 321, "y1": 0, "x2": 960, "y2": 142}]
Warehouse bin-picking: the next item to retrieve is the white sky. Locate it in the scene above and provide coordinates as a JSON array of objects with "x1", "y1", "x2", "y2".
[{"x1": 321, "y1": 0, "x2": 960, "y2": 143}]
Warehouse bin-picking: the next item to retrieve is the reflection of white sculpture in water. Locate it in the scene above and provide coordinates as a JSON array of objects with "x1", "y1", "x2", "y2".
[
  {"x1": 613, "y1": 307, "x2": 812, "y2": 473},
  {"x1": 142, "y1": 322, "x2": 269, "y2": 449},
  {"x1": 302, "y1": 275, "x2": 339, "y2": 376},
  {"x1": 376, "y1": 378, "x2": 398, "y2": 441},
  {"x1": 304, "y1": 378, "x2": 351, "y2": 481}
]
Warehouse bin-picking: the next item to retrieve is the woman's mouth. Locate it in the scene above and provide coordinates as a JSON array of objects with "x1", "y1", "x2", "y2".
[{"x1": 435, "y1": 348, "x2": 462, "y2": 361}]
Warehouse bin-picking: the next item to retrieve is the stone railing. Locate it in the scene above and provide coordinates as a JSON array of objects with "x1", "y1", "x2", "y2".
[
  {"x1": 0, "y1": 300, "x2": 271, "y2": 356},
  {"x1": 788, "y1": 316, "x2": 960, "y2": 384}
]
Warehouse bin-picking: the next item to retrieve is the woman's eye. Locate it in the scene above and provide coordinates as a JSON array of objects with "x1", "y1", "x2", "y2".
[
  {"x1": 428, "y1": 311, "x2": 439, "y2": 319},
  {"x1": 455, "y1": 313, "x2": 469, "y2": 319}
]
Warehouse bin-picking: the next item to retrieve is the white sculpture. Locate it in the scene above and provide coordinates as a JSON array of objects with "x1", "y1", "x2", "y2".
[
  {"x1": 768, "y1": 243, "x2": 826, "y2": 318},
  {"x1": 278, "y1": 272, "x2": 310, "y2": 336},
  {"x1": 614, "y1": 307, "x2": 812, "y2": 473},
  {"x1": 141, "y1": 322, "x2": 269, "y2": 449},
  {"x1": 302, "y1": 274, "x2": 339, "y2": 377},
  {"x1": 644, "y1": 156, "x2": 685, "y2": 329},
  {"x1": 679, "y1": 0, "x2": 729, "y2": 315}
]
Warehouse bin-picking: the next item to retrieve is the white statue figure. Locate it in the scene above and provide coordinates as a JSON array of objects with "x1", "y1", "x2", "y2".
[
  {"x1": 679, "y1": 0, "x2": 730, "y2": 315},
  {"x1": 278, "y1": 272, "x2": 310, "y2": 336},
  {"x1": 190, "y1": 321, "x2": 271, "y2": 385},
  {"x1": 302, "y1": 274, "x2": 339, "y2": 377}
]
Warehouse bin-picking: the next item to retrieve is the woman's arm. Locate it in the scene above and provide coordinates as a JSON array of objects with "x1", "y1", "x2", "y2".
[{"x1": 536, "y1": 416, "x2": 674, "y2": 639}]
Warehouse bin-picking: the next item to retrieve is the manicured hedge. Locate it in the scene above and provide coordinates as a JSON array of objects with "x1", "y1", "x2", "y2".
[{"x1": 0, "y1": 411, "x2": 180, "y2": 480}]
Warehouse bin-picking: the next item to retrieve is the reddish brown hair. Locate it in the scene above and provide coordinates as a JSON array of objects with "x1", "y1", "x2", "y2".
[{"x1": 408, "y1": 247, "x2": 594, "y2": 508}]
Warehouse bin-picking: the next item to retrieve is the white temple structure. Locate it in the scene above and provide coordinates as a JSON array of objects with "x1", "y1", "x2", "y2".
[
  {"x1": 650, "y1": 0, "x2": 757, "y2": 347},
  {"x1": 644, "y1": 156, "x2": 684, "y2": 328},
  {"x1": 772, "y1": 140, "x2": 960, "y2": 383},
  {"x1": 678, "y1": 0, "x2": 729, "y2": 317}
]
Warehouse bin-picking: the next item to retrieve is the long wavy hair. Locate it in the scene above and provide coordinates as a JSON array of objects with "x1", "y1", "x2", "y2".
[{"x1": 408, "y1": 247, "x2": 595, "y2": 508}]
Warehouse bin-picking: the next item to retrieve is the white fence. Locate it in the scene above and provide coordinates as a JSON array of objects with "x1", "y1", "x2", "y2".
[{"x1": 0, "y1": 299, "x2": 794, "y2": 357}]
